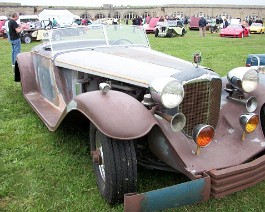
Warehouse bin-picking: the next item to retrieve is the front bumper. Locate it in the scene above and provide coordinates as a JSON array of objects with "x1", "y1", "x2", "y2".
[
  {"x1": 220, "y1": 34, "x2": 240, "y2": 38},
  {"x1": 250, "y1": 30, "x2": 260, "y2": 33},
  {"x1": 124, "y1": 174, "x2": 211, "y2": 211},
  {"x1": 124, "y1": 154, "x2": 265, "y2": 211},
  {"x1": 209, "y1": 154, "x2": 265, "y2": 198}
]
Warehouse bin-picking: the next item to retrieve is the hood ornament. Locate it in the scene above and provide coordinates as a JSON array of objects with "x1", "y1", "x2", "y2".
[{"x1": 193, "y1": 51, "x2": 202, "y2": 68}]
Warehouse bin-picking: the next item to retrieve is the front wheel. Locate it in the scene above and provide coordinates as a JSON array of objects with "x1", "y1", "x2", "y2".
[
  {"x1": 22, "y1": 34, "x2": 32, "y2": 44},
  {"x1": 155, "y1": 28, "x2": 159, "y2": 37},
  {"x1": 90, "y1": 124, "x2": 137, "y2": 203},
  {"x1": 167, "y1": 29, "x2": 173, "y2": 38},
  {"x1": 181, "y1": 29, "x2": 186, "y2": 36}
]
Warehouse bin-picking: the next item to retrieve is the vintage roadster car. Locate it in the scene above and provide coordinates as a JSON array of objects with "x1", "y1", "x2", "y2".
[
  {"x1": 220, "y1": 24, "x2": 250, "y2": 38},
  {"x1": 20, "y1": 22, "x2": 86, "y2": 44},
  {"x1": 20, "y1": 29, "x2": 47, "y2": 43},
  {"x1": 15, "y1": 25, "x2": 265, "y2": 211},
  {"x1": 155, "y1": 20, "x2": 186, "y2": 37}
]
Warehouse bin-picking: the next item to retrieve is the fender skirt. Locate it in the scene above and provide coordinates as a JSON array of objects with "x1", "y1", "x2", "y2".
[
  {"x1": 72, "y1": 90, "x2": 158, "y2": 140},
  {"x1": 124, "y1": 173, "x2": 211, "y2": 211}
]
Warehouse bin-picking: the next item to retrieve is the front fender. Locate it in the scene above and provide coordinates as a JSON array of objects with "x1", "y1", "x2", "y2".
[{"x1": 72, "y1": 90, "x2": 158, "y2": 140}]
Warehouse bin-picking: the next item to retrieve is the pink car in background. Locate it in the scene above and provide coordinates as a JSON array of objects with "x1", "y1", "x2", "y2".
[
  {"x1": 220, "y1": 24, "x2": 250, "y2": 38},
  {"x1": 0, "y1": 20, "x2": 5, "y2": 37},
  {"x1": 144, "y1": 17, "x2": 160, "y2": 33}
]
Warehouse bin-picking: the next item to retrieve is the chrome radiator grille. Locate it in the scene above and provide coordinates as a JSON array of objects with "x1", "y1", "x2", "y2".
[{"x1": 179, "y1": 79, "x2": 222, "y2": 137}]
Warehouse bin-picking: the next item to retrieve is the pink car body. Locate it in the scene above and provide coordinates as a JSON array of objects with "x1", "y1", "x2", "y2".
[
  {"x1": 0, "y1": 20, "x2": 5, "y2": 37},
  {"x1": 145, "y1": 17, "x2": 160, "y2": 33},
  {"x1": 220, "y1": 24, "x2": 249, "y2": 38}
]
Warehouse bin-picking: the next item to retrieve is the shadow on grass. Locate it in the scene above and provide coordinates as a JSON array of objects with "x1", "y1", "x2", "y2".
[{"x1": 51, "y1": 111, "x2": 90, "y2": 154}]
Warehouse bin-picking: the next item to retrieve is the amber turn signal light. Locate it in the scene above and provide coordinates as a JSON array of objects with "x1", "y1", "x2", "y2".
[
  {"x1": 240, "y1": 113, "x2": 259, "y2": 140},
  {"x1": 192, "y1": 124, "x2": 215, "y2": 155}
]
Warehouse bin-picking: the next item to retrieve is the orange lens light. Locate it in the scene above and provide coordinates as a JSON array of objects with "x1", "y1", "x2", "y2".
[
  {"x1": 240, "y1": 113, "x2": 259, "y2": 134},
  {"x1": 245, "y1": 115, "x2": 259, "y2": 133},
  {"x1": 193, "y1": 125, "x2": 215, "y2": 147}
]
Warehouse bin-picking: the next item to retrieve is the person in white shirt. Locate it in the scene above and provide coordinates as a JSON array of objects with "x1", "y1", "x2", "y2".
[{"x1": 4, "y1": 19, "x2": 10, "y2": 41}]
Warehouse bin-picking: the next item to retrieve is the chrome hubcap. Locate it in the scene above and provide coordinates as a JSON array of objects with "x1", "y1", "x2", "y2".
[{"x1": 95, "y1": 131, "x2": 105, "y2": 181}]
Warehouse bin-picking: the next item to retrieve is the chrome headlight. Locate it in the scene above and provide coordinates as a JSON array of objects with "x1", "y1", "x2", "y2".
[
  {"x1": 227, "y1": 67, "x2": 259, "y2": 93},
  {"x1": 150, "y1": 77, "x2": 184, "y2": 109}
]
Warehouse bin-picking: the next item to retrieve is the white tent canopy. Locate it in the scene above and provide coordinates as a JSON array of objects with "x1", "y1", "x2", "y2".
[
  {"x1": 0, "y1": 16, "x2": 7, "y2": 20},
  {"x1": 38, "y1": 9, "x2": 79, "y2": 26}
]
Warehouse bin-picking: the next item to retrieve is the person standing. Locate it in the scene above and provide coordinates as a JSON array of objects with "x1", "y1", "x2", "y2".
[
  {"x1": 223, "y1": 18, "x2": 228, "y2": 28},
  {"x1": 183, "y1": 16, "x2": 189, "y2": 30},
  {"x1": 4, "y1": 18, "x2": 10, "y2": 40},
  {"x1": 52, "y1": 18, "x2": 58, "y2": 28},
  {"x1": 47, "y1": 18, "x2": 52, "y2": 28},
  {"x1": 198, "y1": 16, "x2": 207, "y2": 37},
  {"x1": 8, "y1": 12, "x2": 26, "y2": 67},
  {"x1": 113, "y1": 17, "x2": 118, "y2": 30}
]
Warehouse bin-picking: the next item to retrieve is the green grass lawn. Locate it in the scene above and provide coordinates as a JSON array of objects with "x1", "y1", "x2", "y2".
[{"x1": 1, "y1": 30, "x2": 265, "y2": 211}]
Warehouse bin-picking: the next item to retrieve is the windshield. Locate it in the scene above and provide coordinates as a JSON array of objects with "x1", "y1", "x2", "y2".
[
  {"x1": 227, "y1": 25, "x2": 242, "y2": 29},
  {"x1": 251, "y1": 23, "x2": 262, "y2": 27},
  {"x1": 43, "y1": 25, "x2": 150, "y2": 56}
]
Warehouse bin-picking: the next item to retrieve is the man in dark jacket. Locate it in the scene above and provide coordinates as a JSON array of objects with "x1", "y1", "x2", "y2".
[
  {"x1": 198, "y1": 16, "x2": 207, "y2": 37},
  {"x1": 223, "y1": 18, "x2": 228, "y2": 28},
  {"x1": 8, "y1": 12, "x2": 26, "y2": 66}
]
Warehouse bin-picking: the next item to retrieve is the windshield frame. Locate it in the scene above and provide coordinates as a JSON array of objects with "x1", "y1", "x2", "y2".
[{"x1": 42, "y1": 24, "x2": 150, "y2": 56}]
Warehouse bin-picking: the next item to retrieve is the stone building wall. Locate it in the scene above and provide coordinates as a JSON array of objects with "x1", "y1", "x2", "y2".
[{"x1": 0, "y1": 3, "x2": 264, "y2": 20}]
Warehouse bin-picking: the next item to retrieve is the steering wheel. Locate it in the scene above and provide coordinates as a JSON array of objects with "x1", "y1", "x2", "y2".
[{"x1": 111, "y1": 39, "x2": 133, "y2": 45}]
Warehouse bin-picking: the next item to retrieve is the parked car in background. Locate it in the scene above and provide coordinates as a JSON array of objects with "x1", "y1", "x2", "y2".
[
  {"x1": 17, "y1": 15, "x2": 39, "y2": 28},
  {"x1": 20, "y1": 22, "x2": 86, "y2": 44},
  {"x1": 73, "y1": 18, "x2": 82, "y2": 25},
  {"x1": 101, "y1": 18, "x2": 114, "y2": 25},
  {"x1": 155, "y1": 20, "x2": 186, "y2": 37},
  {"x1": 249, "y1": 23, "x2": 265, "y2": 34},
  {"x1": 143, "y1": 17, "x2": 160, "y2": 33},
  {"x1": 20, "y1": 29, "x2": 48, "y2": 44},
  {"x1": 50, "y1": 26, "x2": 86, "y2": 41},
  {"x1": 0, "y1": 16, "x2": 7, "y2": 38},
  {"x1": 220, "y1": 24, "x2": 250, "y2": 38},
  {"x1": 15, "y1": 25, "x2": 265, "y2": 211},
  {"x1": 189, "y1": 16, "x2": 210, "y2": 30},
  {"x1": 189, "y1": 16, "x2": 200, "y2": 30},
  {"x1": 246, "y1": 54, "x2": 265, "y2": 67},
  {"x1": 0, "y1": 20, "x2": 5, "y2": 37}
]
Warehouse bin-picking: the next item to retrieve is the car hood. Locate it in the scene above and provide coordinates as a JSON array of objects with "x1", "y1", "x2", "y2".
[
  {"x1": 250, "y1": 26, "x2": 262, "y2": 30},
  {"x1": 221, "y1": 28, "x2": 242, "y2": 33},
  {"x1": 54, "y1": 46, "x2": 216, "y2": 88}
]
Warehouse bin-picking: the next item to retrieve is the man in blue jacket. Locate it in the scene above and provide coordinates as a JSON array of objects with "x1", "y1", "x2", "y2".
[{"x1": 199, "y1": 16, "x2": 207, "y2": 37}]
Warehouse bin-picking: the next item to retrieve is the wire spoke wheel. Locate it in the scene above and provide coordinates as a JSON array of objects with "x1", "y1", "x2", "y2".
[{"x1": 22, "y1": 35, "x2": 32, "y2": 44}]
